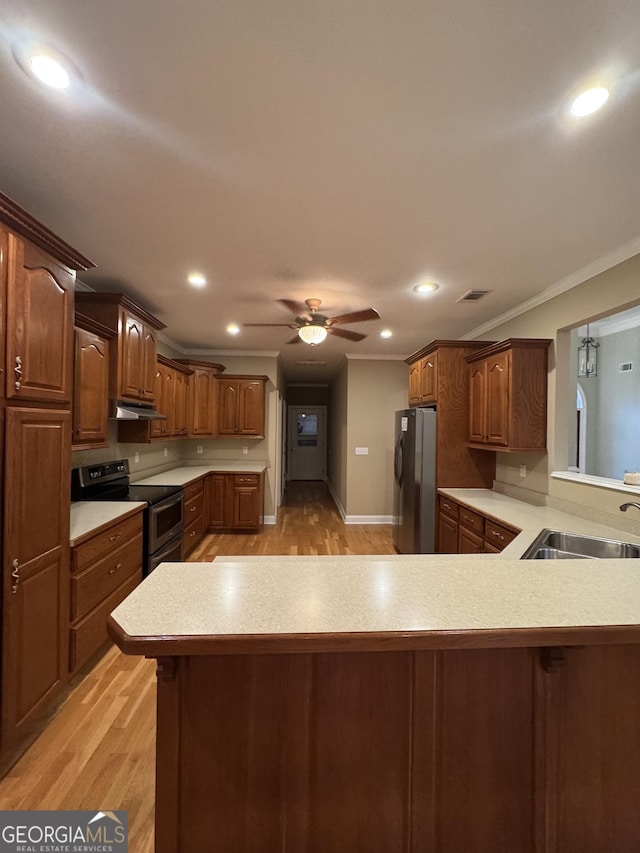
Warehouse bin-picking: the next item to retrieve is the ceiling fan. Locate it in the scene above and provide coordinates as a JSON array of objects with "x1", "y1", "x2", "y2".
[{"x1": 243, "y1": 299, "x2": 381, "y2": 345}]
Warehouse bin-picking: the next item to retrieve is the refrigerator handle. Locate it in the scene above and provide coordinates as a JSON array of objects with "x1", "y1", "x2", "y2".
[{"x1": 394, "y1": 432, "x2": 403, "y2": 487}]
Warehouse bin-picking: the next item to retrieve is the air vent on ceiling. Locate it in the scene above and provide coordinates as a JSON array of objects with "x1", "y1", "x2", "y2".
[
  {"x1": 295, "y1": 361, "x2": 328, "y2": 368},
  {"x1": 619, "y1": 362, "x2": 633, "y2": 373},
  {"x1": 456, "y1": 289, "x2": 491, "y2": 303}
]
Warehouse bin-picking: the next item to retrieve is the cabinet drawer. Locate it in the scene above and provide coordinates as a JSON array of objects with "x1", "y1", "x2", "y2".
[
  {"x1": 184, "y1": 514, "x2": 206, "y2": 554},
  {"x1": 73, "y1": 513, "x2": 143, "y2": 573},
  {"x1": 438, "y1": 497, "x2": 459, "y2": 520},
  {"x1": 184, "y1": 476, "x2": 205, "y2": 501},
  {"x1": 484, "y1": 520, "x2": 518, "y2": 550},
  {"x1": 458, "y1": 506, "x2": 484, "y2": 535},
  {"x1": 185, "y1": 490, "x2": 205, "y2": 523},
  {"x1": 233, "y1": 474, "x2": 259, "y2": 485},
  {"x1": 69, "y1": 572, "x2": 139, "y2": 673},
  {"x1": 71, "y1": 534, "x2": 142, "y2": 621},
  {"x1": 458, "y1": 525, "x2": 484, "y2": 554}
]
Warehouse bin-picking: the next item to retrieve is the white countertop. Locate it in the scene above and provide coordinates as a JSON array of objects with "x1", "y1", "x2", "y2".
[
  {"x1": 136, "y1": 462, "x2": 268, "y2": 487},
  {"x1": 70, "y1": 501, "x2": 146, "y2": 546},
  {"x1": 109, "y1": 555, "x2": 640, "y2": 650},
  {"x1": 438, "y1": 488, "x2": 640, "y2": 556}
]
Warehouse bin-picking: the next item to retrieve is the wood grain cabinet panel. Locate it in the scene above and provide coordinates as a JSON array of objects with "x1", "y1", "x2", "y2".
[
  {"x1": 436, "y1": 495, "x2": 520, "y2": 555},
  {"x1": 420, "y1": 352, "x2": 437, "y2": 403},
  {"x1": 184, "y1": 477, "x2": 206, "y2": 555},
  {"x1": 175, "y1": 360, "x2": 226, "y2": 437},
  {"x1": 72, "y1": 316, "x2": 114, "y2": 449},
  {"x1": 2, "y1": 408, "x2": 71, "y2": 746},
  {"x1": 437, "y1": 510, "x2": 458, "y2": 553},
  {"x1": 217, "y1": 376, "x2": 267, "y2": 438},
  {"x1": 408, "y1": 362, "x2": 421, "y2": 406},
  {"x1": 465, "y1": 339, "x2": 552, "y2": 452},
  {"x1": 205, "y1": 472, "x2": 263, "y2": 532},
  {"x1": 117, "y1": 356, "x2": 193, "y2": 443},
  {"x1": 6, "y1": 234, "x2": 75, "y2": 404}
]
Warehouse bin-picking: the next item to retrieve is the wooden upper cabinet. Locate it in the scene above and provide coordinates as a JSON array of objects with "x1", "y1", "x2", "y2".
[
  {"x1": 72, "y1": 315, "x2": 115, "y2": 449},
  {"x1": 150, "y1": 361, "x2": 173, "y2": 439},
  {"x1": 117, "y1": 356, "x2": 193, "y2": 443},
  {"x1": 217, "y1": 376, "x2": 267, "y2": 437},
  {"x1": 465, "y1": 339, "x2": 552, "y2": 452},
  {"x1": 420, "y1": 352, "x2": 438, "y2": 404},
  {"x1": 173, "y1": 371, "x2": 189, "y2": 436},
  {"x1": 74, "y1": 293, "x2": 165, "y2": 404},
  {"x1": 175, "y1": 360, "x2": 226, "y2": 437},
  {"x1": 6, "y1": 234, "x2": 75, "y2": 404},
  {"x1": 408, "y1": 362, "x2": 421, "y2": 406}
]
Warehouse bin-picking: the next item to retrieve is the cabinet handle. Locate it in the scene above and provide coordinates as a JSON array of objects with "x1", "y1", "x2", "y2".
[
  {"x1": 109, "y1": 532, "x2": 123, "y2": 542},
  {"x1": 490, "y1": 530, "x2": 505, "y2": 541},
  {"x1": 11, "y1": 558, "x2": 19, "y2": 593},
  {"x1": 443, "y1": 502, "x2": 452, "y2": 510},
  {"x1": 14, "y1": 355, "x2": 22, "y2": 391},
  {"x1": 108, "y1": 562, "x2": 122, "y2": 575},
  {"x1": 190, "y1": 506, "x2": 197, "y2": 512},
  {"x1": 190, "y1": 530, "x2": 196, "y2": 537}
]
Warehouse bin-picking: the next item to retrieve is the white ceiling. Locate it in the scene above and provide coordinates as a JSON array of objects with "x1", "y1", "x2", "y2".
[{"x1": 1, "y1": 1, "x2": 640, "y2": 381}]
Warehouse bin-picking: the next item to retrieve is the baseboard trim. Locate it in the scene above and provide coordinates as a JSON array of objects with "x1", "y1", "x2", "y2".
[
  {"x1": 326, "y1": 480, "x2": 347, "y2": 522},
  {"x1": 344, "y1": 515, "x2": 394, "y2": 525},
  {"x1": 262, "y1": 515, "x2": 277, "y2": 525}
]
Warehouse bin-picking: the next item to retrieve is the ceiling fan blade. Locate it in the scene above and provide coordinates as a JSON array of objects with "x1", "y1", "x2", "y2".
[
  {"x1": 242, "y1": 323, "x2": 297, "y2": 327},
  {"x1": 277, "y1": 298, "x2": 309, "y2": 317},
  {"x1": 327, "y1": 308, "x2": 380, "y2": 325},
  {"x1": 328, "y1": 327, "x2": 367, "y2": 342},
  {"x1": 286, "y1": 335, "x2": 302, "y2": 344}
]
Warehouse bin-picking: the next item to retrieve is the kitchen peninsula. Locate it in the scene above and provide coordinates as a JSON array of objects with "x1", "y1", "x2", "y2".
[{"x1": 109, "y1": 550, "x2": 640, "y2": 853}]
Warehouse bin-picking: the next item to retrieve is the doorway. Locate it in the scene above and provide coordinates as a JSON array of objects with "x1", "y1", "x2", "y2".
[{"x1": 287, "y1": 406, "x2": 327, "y2": 480}]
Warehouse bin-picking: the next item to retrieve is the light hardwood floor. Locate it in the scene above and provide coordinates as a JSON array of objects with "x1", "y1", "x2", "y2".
[{"x1": 0, "y1": 482, "x2": 394, "y2": 852}]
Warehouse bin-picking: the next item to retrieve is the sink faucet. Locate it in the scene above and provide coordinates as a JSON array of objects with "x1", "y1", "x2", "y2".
[{"x1": 620, "y1": 502, "x2": 640, "y2": 513}]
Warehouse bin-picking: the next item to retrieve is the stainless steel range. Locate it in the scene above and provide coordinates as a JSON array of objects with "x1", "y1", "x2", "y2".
[{"x1": 71, "y1": 459, "x2": 184, "y2": 576}]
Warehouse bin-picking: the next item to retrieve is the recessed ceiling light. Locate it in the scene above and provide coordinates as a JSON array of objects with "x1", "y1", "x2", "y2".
[
  {"x1": 570, "y1": 87, "x2": 609, "y2": 117},
  {"x1": 380, "y1": 329, "x2": 393, "y2": 339},
  {"x1": 29, "y1": 54, "x2": 69, "y2": 89},
  {"x1": 188, "y1": 272, "x2": 206, "y2": 287},
  {"x1": 413, "y1": 281, "x2": 439, "y2": 295},
  {"x1": 226, "y1": 323, "x2": 240, "y2": 335},
  {"x1": 13, "y1": 40, "x2": 78, "y2": 90}
]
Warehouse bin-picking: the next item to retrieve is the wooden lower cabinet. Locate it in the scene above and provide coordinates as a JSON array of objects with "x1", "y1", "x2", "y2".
[
  {"x1": 69, "y1": 511, "x2": 143, "y2": 674},
  {"x1": 183, "y1": 477, "x2": 206, "y2": 554},
  {"x1": 437, "y1": 495, "x2": 520, "y2": 554},
  {"x1": 152, "y1": 644, "x2": 640, "y2": 851},
  {"x1": 206, "y1": 472, "x2": 262, "y2": 532}
]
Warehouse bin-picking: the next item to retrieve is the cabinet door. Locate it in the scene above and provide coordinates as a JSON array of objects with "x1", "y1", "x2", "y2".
[
  {"x1": 437, "y1": 511, "x2": 459, "y2": 553},
  {"x1": 119, "y1": 310, "x2": 145, "y2": 400},
  {"x1": 141, "y1": 325, "x2": 157, "y2": 402},
  {"x1": 218, "y1": 380, "x2": 239, "y2": 435},
  {"x1": 458, "y1": 525, "x2": 484, "y2": 554},
  {"x1": 468, "y1": 364, "x2": 486, "y2": 444},
  {"x1": 190, "y1": 369, "x2": 215, "y2": 436},
  {"x1": 207, "y1": 474, "x2": 228, "y2": 528},
  {"x1": 174, "y1": 372, "x2": 189, "y2": 436},
  {"x1": 6, "y1": 234, "x2": 74, "y2": 404},
  {"x1": 231, "y1": 485, "x2": 260, "y2": 528},
  {"x1": 2, "y1": 408, "x2": 70, "y2": 747},
  {"x1": 72, "y1": 328, "x2": 109, "y2": 447},
  {"x1": 238, "y1": 380, "x2": 264, "y2": 436},
  {"x1": 150, "y1": 363, "x2": 169, "y2": 438},
  {"x1": 408, "y1": 363, "x2": 421, "y2": 406},
  {"x1": 420, "y1": 353, "x2": 437, "y2": 404},
  {"x1": 485, "y1": 352, "x2": 510, "y2": 446}
]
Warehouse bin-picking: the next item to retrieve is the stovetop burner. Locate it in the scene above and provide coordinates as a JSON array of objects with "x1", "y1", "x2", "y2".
[{"x1": 71, "y1": 459, "x2": 182, "y2": 505}]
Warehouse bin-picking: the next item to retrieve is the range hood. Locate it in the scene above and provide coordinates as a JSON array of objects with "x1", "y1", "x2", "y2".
[{"x1": 112, "y1": 401, "x2": 167, "y2": 420}]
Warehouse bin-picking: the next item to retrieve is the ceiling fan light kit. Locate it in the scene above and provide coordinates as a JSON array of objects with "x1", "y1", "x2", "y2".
[{"x1": 298, "y1": 324, "x2": 328, "y2": 345}]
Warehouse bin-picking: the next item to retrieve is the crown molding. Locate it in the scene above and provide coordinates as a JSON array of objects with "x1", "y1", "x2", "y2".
[
  {"x1": 461, "y1": 236, "x2": 640, "y2": 340},
  {"x1": 181, "y1": 348, "x2": 280, "y2": 358},
  {"x1": 344, "y1": 352, "x2": 407, "y2": 361}
]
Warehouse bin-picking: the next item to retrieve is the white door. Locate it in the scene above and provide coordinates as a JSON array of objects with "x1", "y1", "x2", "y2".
[{"x1": 287, "y1": 406, "x2": 327, "y2": 480}]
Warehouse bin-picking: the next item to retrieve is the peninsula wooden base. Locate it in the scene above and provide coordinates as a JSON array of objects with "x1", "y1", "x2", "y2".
[{"x1": 152, "y1": 644, "x2": 640, "y2": 852}]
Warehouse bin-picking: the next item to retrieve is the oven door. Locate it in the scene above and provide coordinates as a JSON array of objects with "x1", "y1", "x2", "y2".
[
  {"x1": 146, "y1": 531, "x2": 184, "y2": 577},
  {"x1": 148, "y1": 491, "x2": 184, "y2": 555}
]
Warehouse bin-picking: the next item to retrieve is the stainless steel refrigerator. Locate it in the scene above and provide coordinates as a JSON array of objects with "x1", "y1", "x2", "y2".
[{"x1": 392, "y1": 407, "x2": 437, "y2": 553}]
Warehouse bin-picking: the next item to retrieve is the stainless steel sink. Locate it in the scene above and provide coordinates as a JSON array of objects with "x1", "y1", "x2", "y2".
[{"x1": 521, "y1": 529, "x2": 640, "y2": 560}]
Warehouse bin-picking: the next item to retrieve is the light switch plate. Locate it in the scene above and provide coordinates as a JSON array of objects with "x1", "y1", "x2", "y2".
[
  {"x1": 196, "y1": 445, "x2": 203, "y2": 454},
  {"x1": 243, "y1": 446, "x2": 249, "y2": 455},
  {"x1": 134, "y1": 452, "x2": 140, "y2": 464},
  {"x1": 519, "y1": 464, "x2": 526, "y2": 478},
  {"x1": 355, "y1": 447, "x2": 369, "y2": 455}
]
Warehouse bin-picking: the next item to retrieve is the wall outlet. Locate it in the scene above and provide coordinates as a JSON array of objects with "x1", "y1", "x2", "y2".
[
  {"x1": 196, "y1": 445, "x2": 203, "y2": 454},
  {"x1": 243, "y1": 446, "x2": 249, "y2": 455},
  {"x1": 355, "y1": 447, "x2": 369, "y2": 455},
  {"x1": 519, "y1": 464, "x2": 527, "y2": 478},
  {"x1": 163, "y1": 448, "x2": 168, "y2": 458},
  {"x1": 134, "y1": 452, "x2": 140, "y2": 464}
]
